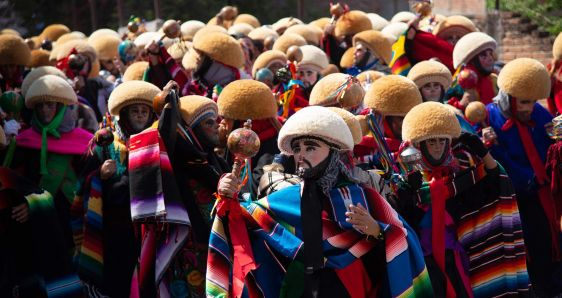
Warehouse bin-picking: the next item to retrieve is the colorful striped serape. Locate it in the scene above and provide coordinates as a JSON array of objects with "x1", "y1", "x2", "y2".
[{"x1": 207, "y1": 183, "x2": 434, "y2": 297}]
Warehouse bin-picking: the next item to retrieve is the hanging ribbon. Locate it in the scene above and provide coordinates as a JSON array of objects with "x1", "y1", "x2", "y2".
[
  {"x1": 214, "y1": 192, "x2": 256, "y2": 298},
  {"x1": 429, "y1": 177, "x2": 457, "y2": 298},
  {"x1": 366, "y1": 112, "x2": 400, "y2": 175},
  {"x1": 212, "y1": 156, "x2": 256, "y2": 297}
]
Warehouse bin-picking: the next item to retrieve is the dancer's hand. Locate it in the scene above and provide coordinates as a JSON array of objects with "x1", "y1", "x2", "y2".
[
  {"x1": 100, "y1": 159, "x2": 116, "y2": 180},
  {"x1": 217, "y1": 173, "x2": 240, "y2": 198},
  {"x1": 346, "y1": 203, "x2": 381, "y2": 237},
  {"x1": 12, "y1": 203, "x2": 29, "y2": 223}
]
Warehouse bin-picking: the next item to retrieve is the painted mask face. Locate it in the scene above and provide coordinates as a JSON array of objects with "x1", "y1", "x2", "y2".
[
  {"x1": 296, "y1": 67, "x2": 319, "y2": 88},
  {"x1": 126, "y1": 104, "x2": 152, "y2": 133},
  {"x1": 420, "y1": 82, "x2": 444, "y2": 102},
  {"x1": 291, "y1": 138, "x2": 331, "y2": 171},
  {"x1": 424, "y1": 137, "x2": 447, "y2": 160},
  {"x1": 477, "y1": 49, "x2": 495, "y2": 73},
  {"x1": 514, "y1": 98, "x2": 536, "y2": 123},
  {"x1": 35, "y1": 101, "x2": 58, "y2": 124},
  {"x1": 196, "y1": 114, "x2": 220, "y2": 148},
  {"x1": 354, "y1": 42, "x2": 367, "y2": 64}
]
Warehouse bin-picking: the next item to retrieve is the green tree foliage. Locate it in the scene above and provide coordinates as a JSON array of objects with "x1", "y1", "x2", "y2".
[
  {"x1": 6, "y1": 0, "x2": 329, "y2": 37},
  {"x1": 488, "y1": 0, "x2": 562, "y2": 35}
]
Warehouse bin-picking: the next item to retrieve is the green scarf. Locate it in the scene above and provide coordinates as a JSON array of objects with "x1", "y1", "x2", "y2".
[
  {"x1": 40, "y1": 153, "x2": 77, "y2": 202},
  {"x1": 31, "y1": 105, "x2": 67, "y2": 175}
]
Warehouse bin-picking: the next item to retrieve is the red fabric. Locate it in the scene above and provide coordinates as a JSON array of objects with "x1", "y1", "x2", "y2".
[
  {"x1": 156, "y1": 46, "x2": 189, "y2": 91},
  {"x1": 429, "y1": 177, "x2": 457, "y2": 298},
  {"x1": 215, "y1": 194, "x2": 257, "y2": 298},
  {"x1": 410, "y1": 30, "x2": 455, "y2": 73},
  {"x1": 454, "y1": 250, "x2": 475, "y2": 298},
  {"x1": 546, "y1": 142, "x2": 562, "y2": 232},
  {"x1": 514, "y1": 119, "x2": 561, "y2": 260},
  {"x1": 383, "y1": 118, "x2": 402, "y2": 154},
  {"x1": 334, "y1": 258, "x2": 374, "y2": 298},
  {"x1": 464, "y1": 64, "x2": 496, "y2": 105},
  {"x1": 354, "y1": 135, "x2": 378, "y2": 157},
  {"x1": 358, "y1": 108, "x2": 371, "y2": 116},
  {"x1": 246, "y1": 118, "x2": 281, "y2": 143},
  {"x1": 56, "y1": 48, "x2": 81, "y2": 79},
  {"x1": 547, "y1": 142, "x2": 562, "y2": 196},
  {"x1": 447, "y1": 97, "x2": 466, "y2": 112},
  {"x1": 290, "y1": 87, "x2": 309, "y2": 109},
  {"x1": 138, "y1": 224, "x2": 157, "y2": 298},
  {"x1": 184, "y1": 80, "x2": 209, "y2": 97},
  {"x1": 548, "y1": 75, "x2": 562, "y2": 115}
]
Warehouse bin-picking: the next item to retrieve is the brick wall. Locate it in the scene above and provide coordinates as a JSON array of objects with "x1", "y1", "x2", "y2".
[
  {"x1": 495, "y1": 11, "x2": 554, "y2": 66},
  {"x1": 428, "y1": 1, "x2": 555, "y2": 66}
]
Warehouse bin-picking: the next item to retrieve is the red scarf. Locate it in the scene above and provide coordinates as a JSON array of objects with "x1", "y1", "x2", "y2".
[
  {"x1": 246, "y1": 117, "x2": 282, "y2": 143},
  {"x1": 502, "y1": 97, "x2": 561, "y2": 260},
  {"x1": 383, "y1": 117, "x2": 402, "y2": 153},
  {"x1": 547, "y1": 69, "x2": 562, "y2": 115},
  {"x1": 429, "y1": 176, "x2": 457, "y2": 298},
  {"x1": 546, "y1": 142, "x2": 562, "y2": 226},
  {"x1": 422, "y1": 150, "x2": 463, "y2": 298},
  {"x1": 214, "y1": 193, "x2": 256, "y2": 298},
  {"x1": 383, "y1": 118, "x2": 403, "y2": 159},
  {"x1": 354, "y1": 135, "x2": 377, "y2": 158}
]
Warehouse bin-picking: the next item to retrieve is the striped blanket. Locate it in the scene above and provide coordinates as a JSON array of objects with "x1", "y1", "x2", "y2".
[
  {"x1": 456, "y1": 166, "x2": 529, "y2": 297},
  {"x1": 70, "y1": 133, "x2": 130, "y2": 285},
  {"x1": 128, "y1": 128, "x2": 191, "y2": 297},
  {"x1": 416, "y1": 157, "x2": 529, "y2": 297},
  {"x1": 206, "y1": 183, "x2": 433, "y2": 297},
  {"x1": 71, "y1": 173, "x2": 104, "y2": 284}
]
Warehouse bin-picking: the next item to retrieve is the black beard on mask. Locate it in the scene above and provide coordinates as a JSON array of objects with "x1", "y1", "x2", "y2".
[{"x1": 298, "y1": 151, "x2": 332, "y2": 180}]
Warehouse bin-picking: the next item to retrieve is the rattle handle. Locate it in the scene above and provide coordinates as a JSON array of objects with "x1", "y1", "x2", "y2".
[{"x1": 231, "y1": 158, "x2": 244, "y2": 177}]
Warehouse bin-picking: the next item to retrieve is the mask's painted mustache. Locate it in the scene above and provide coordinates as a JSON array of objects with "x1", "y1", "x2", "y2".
[
  {"x1": 298, "y1": 157, "x2": 313, "y2": 169},
  {"x1": 296, "y1": 157, "x2": 313, "y2": 177}
]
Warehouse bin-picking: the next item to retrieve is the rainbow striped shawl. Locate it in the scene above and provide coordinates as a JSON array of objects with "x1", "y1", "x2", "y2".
[
  {"x1": 71, "y1": 172, "x2": 104, "y2": 284},
  {"x1": 416, "y1": 160, "x2": 529, "y2": 297},
  {"x1": 389, "y1": 33, "x2": 412, "y2": 76},
  {"x1": 70, "y1": 135, "x2": 129, "y2": 285},
  {"x1": 207, "y1": 183, "x2": 433, "y2": 297},
  {"x1": 128, "y1": 128, "x2": 191, "y2": 296}
]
